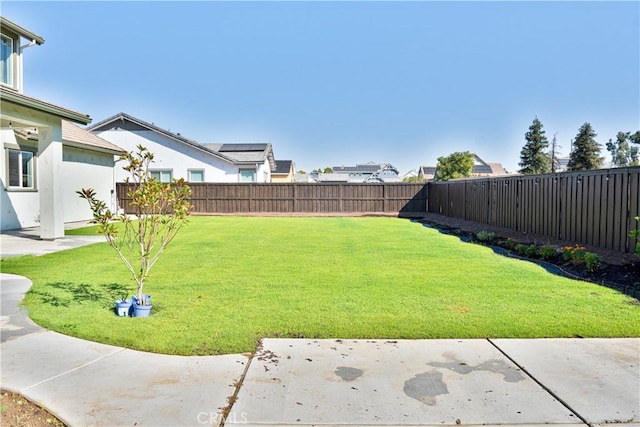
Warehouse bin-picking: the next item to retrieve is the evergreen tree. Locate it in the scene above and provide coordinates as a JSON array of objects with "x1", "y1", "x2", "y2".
[
  {"x1": 518, "y1": 117, "x2": 551, "y2": 174},
  {"x1": 435, "y1": 151, "x2": 475, "y2": 181},
  {"x1": 567, "y1": 122, "x2": 603, "y2": 171}
]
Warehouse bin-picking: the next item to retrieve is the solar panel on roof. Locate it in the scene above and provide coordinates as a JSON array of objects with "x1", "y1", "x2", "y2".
[
  {"x1": 474, "y1": 165, "x2": 493, "y2": 174},
  {"x1": 219, "y1": 143, "x2": 267, "y2": 152}
]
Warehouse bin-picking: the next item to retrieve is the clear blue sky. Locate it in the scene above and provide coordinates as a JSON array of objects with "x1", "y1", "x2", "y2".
[{"x1": 3, "y1": 1, "x2": 639, "y2": 175}]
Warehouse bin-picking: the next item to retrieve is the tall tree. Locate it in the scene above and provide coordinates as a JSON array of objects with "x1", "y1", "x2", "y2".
[
  {"x1": 606, "y1": 131, "x2": 638, "y2": 167},
  {"x1": 435, "y1": 151, "x2": 475, "y2": 181},
  {"x1": 518, "y1": 117, "x2": 551, "y2": 174},
  {"x1": 567, "y1": 122, "x2": 603, "y2": 171}
]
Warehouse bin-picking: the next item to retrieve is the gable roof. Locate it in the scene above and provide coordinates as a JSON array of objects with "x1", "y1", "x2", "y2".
[
  {"x1": 333, "y1": 163, "x2": 399, "y2": 174},
  {"x1": 419, "y1": 166, "x2": 437, "y2": 175},
  {"x1": 426, "y1": 153, "x2": 508, "y2": 179},
  {"x1": 273, "y1": 160, "x2": 293, "y2": 175},
  {"x1": 87, "y1": 112, "x2": 236, "y2": 164},
  {"x1": 13, "y1": 121, "x2": 124, "y2": 155},
  {"x1": 202, "y1": 142, "x2": 276, "y2": 171},
  {"x1": 61, "y1": 120, "x2": 124, "y2": 154}
]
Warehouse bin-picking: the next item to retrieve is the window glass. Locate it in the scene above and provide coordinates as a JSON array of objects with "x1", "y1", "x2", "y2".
[
  {"x1": 188, "y1": 170, "x2": 204, "y2": 182},
  {"x1": 8, "y1": 149, "x2": 19, "y2": 186},
  {"x1": 7, "y1": 149, "x2": 34, "y2": 189},
  {"x1": 22, "y1": 152, "x2": 33, "y2": 187},
  {"x1": 239, "y1": 170, "x2": 255, "y2": 182},
  {"x1": 1, "y1": 35, "x2": 13, "y2": 86},
  {"x1": 150, "y1": 170, "x2": 173, "y2": 183}
]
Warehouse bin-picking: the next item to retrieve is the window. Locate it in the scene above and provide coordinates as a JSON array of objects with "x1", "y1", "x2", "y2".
[
  {"x1": 149, "y1": 170, "x2": 173, "y2": 183},
  {"x1": 188, "y1": 169, "x2": 204, "y2": 182},
  {"x1": 239, "y1": 170, "x2": 256, "y2": 182},
  {"x1": 1, "y1": 34, "x2": 13, "y2": 87},
  {"x1": 7, "y1": 149, "x2": 34, "y2": 189}
]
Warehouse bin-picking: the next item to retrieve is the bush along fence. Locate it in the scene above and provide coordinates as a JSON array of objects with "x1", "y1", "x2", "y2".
[
  {"x1": 117, "y1": 182, "x2": 428, "y2": 216},
  {"x1": 427, "y1": 167, "x2": 640, "y2": 255}
]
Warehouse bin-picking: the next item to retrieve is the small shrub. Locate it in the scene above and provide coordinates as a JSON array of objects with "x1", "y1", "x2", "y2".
[
  {"x1": 524, "y1": 244, "x2": 539, "y2": 258},
  {"x1": 630, "y1": 216, "x2": 640, "y2": 257},
  {"x1": 562, "y1": 244, "x2": 586, "y2": 265},
  {"x1": 505, "y1": 238, "x2": 517, "y2": 249},
  {"x1": 539, "y1": 245, "x2": 557, "y2": 261},
  {"x1": 514, "y1": 243, "x2": 529, "y2": 256},
  {"x1": 571, "y1": 248, "x2": 586, "y2": 266},
  {"x1": 584, "y1": 252, "x2": 601, "y2": 273},
  {"x1": 476, "y1": 231, "x2": 496, "y2": 243}
]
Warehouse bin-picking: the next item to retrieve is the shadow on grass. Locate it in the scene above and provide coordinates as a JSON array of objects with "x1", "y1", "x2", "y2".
[{"x1": 29, "y1": 282, "x2": 132, "y2": 308}]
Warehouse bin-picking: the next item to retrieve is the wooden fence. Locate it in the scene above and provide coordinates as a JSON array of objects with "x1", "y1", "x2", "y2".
[
  {"x1": 117, "y1": 182, "x2": 428, "y2": 215},
  {"x1": 427, "y1": 167, "x2": 640, "y2": 254}
]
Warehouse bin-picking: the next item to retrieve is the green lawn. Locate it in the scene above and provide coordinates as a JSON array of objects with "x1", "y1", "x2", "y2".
[{"x1": 2, "y1": 217, "x2": 639, "y2": 355}]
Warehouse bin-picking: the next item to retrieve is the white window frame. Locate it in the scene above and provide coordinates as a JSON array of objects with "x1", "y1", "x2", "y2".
[
  {"x1": 6, "y1": 148, "x2": 36, "y2": 190},
  {"x1": 188, "y1": 169, "x2": 204, "y2": 183},
  {"x1": 0, "y1": 33, "x2": 14, "y2": 88},
  {"x1": 149, "y1": 169, "x2": 173, "y2": 183}
]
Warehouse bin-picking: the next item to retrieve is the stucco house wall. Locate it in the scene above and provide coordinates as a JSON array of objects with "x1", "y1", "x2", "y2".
[
  {"x1": 94, "y1": 129, "x2": 241, "y2": 183},
  {"x1": 90, "y1": 113, "x2": 275, "y2": 183},
  {"x1": 62, "y1": 145, "x2": 118, "y2": 223}
]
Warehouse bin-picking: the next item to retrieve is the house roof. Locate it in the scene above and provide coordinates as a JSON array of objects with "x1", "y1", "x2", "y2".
[
  {"x1": 333, "y1": 163, "x2": 399, "y2": 174},
  {"x1": 334, "y1": 164, "x2": 381, "y2": 173},
  {"x1": 273, "y1": 160, "x2": 293, "y2": 175},
  {"x1": 202, "y1": 143, "x2": 276, "y2": 170},
  {"x1": 419, "y1": 166, "x2": 437, "y2": 175},
  {"x1": 12, "y1": 121, "x2": 125, "y2": 155},
  {"x1": 426, "y1": 153, "x2": 508, "y2": 179},
  {"x1": 87, "y1": 112, "x2": 236, "y2": 164},
  {"x1": 0, "y1": 16, "x2": 45, "y2": 45},
  {"x1": 0, "y1": 86, "x2": 91, "y2": 125},
  {"x1": 61, "y1": 120, "x2": 124, "y2": 154}
]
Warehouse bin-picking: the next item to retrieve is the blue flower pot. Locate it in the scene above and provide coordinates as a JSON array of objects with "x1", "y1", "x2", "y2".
[
  {"x1": 133, "y1": 303, "x2": 153, "y2": 317},
  {"x1": 132, "y1": 294, "x2": 153, "y2": 317},
  {"x1": 115, "y1": 300, "x2": 132, "y2": 317}
]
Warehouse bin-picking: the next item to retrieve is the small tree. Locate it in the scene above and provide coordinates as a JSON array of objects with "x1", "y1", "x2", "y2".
[
  {"x1": 567, "y1": 122, "x2": 603, "y2": 171},
  {"x1": 519, "y1": 117, "x2": 551, "y2": 175},
  {"x1": 78, "y1": 145, "x2": 192, "y2": 306},
  {"x1": 607, "y1": 131, "x2": 639, "y2": 167},
  {"x1": 435, "y1": 151, "x2": 475, "y2": 181}
]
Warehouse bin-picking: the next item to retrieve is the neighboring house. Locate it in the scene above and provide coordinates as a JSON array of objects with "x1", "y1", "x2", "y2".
[
  {"x1": 89, "y1": 113, "x2": 275, "y2": 183},
  {"x1": 294, "y1": 172, "x2": 310, "y2": 183},
  {"x1": 271, "y1": 160, "x2": 295, "y2": 183},
  {"x1": 555, "y1": 157, "x2": 570, "y2": 173},
  {"x1": 203, "y1": 143, "x2": 276, "y2": 183},
  {"x1": 402, "y1": 169, "x2": 419, "y2": 180},
  {"x1": 420, "y1": 154, "x2": 508, "y2": 181},
  {"x1": 0, "y1": 16, "x2": 121, "y2": 238},
  {"x1": 418, "y1": 166, "x2": 437, "y2": 181},
  {"x1": 311, "y1": 162, "x2": 400, "y2": 183}
]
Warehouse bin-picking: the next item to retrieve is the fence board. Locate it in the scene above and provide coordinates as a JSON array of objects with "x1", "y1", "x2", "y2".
[{"x1": 427, "y1": 167, "x2": 640, "y2": 255}]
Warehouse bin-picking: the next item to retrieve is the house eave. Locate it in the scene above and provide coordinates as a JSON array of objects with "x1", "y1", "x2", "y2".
[
  {"x1": 0, "y1": 17, "x2": 45, "y2": 45},
  {"x1": 0, "y1": 87, "x2": 91, "y2": 125}
]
